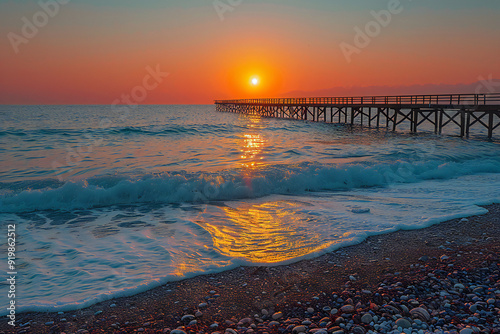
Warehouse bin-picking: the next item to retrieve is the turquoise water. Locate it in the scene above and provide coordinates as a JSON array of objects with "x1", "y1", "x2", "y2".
[{"x1": 0, "y1": 105, "x2": 499, "y2": 313}]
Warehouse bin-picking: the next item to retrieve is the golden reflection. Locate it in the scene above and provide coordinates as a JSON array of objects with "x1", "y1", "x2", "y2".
[
  {"x1": 199, "y1": 201, "x2": 335, "y2": 263},
  {"x1": 239, "y1": 115, "x2": 266, "y2": 170}
]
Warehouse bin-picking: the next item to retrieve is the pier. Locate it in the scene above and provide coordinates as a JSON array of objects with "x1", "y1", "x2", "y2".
[{"x1": 215, "y1": 93, "x2": 500, "y2": 139}]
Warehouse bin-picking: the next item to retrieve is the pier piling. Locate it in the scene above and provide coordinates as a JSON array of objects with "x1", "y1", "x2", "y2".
[{"x1": 215, "y1": 93, "x2": 500, "y2": 139}]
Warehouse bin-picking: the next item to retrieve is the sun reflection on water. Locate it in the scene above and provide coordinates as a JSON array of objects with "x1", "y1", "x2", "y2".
[
  {"x1": 239, "y1": 115, "x2": 266, "y2": 170},
  {"x1": 198, "y1": 200, "x2": 336, "y2": 263}
]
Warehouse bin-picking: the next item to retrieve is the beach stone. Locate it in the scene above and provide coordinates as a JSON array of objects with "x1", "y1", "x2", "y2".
[
  {"x1": 292, "y1": 326, "x2": 306, "y2": 333},
  {"x1": 410, "y1": 307, "x2": 430, "y2": 322},
  {"x1": 170, "y1": 330, "x2": 187, "y2": 334},
  {"x1": 459, "y1": 329, "x2": 473, "y2": 334},
  {"x1": 195, "y1": 311, "x2": 202, "y2": 317},
  {"x1": 181, "y1": 315, "x2": 195, "y2": 322},
  {"x1": 352, "y1": 325, "x2": 366, "y2": 334},
  {"x1": 198, "y1": 302, "x2": 207, "y2": 308},
  {"x1": 225, "y1": 329, "x2": 237, "y2": 334},
  {"x1": 340, "y1": 305, "x2": 354, "y2": 313},
  {"x1": 268, "y1": 321, "x2": 280, "y2": 326},
  {"x1": 310, "y1": 329, "x2": 327, "y2": 334},
  {"x1": 361, "y1": 313, "x2": 373, "y2": 324},
  {"x1": 272, "y1": 312, "x2": 283, "y2": 320},
  {"x1": 440, "y1": 255, "x2": 449, "y2": 261},
  {"x1": 395, "y1": 318, "x2": 412, "y2": 329},
  {"x1": 487, "y1": 298, "x2": 496, "y2": 304},
  {"x1": 330, "y1": 308, "x2": 338, "y2": 315},
  {"x1": 94, "y1": 310, "x2": 103, "y2": 316},
  {"x1": 307, "y1": 307, "x2": 314, "y2": 313},
  {"x1": 45, "y1": 321, "x2": 54, "y2": 326},
  {"x1": 261, "y1": 309, "x2": 269, "y2": 316}
]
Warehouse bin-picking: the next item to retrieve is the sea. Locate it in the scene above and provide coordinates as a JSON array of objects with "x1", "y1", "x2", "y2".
[{"x1": 1, "y1": 104, "x2": 499, "y2": 314}]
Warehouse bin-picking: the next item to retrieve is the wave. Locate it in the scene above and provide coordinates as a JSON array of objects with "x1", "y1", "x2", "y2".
[
  {"x1": 2, "y1": 159, "x2": 500, "y2": 213},
  {"x1": 0, "y1": 123, "x2": 248, "y2": 139}
]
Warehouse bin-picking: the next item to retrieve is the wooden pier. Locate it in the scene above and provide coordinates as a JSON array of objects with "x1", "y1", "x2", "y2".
[{"x1": 215, "y1": 93, "x2": 500, "y2": 139}]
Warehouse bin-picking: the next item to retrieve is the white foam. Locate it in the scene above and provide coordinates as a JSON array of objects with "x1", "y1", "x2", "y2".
[
  {"x1": 1, "y1": 173, "x2": 499, "y2": 315},
  {"x1": 1, "y1": 158, "x2": 499, "y2": 213}
]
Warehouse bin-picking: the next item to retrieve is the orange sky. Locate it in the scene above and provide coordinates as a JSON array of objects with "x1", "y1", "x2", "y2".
[{"x1": 1, "y1": 0, "x2": 499, "y2": 104}]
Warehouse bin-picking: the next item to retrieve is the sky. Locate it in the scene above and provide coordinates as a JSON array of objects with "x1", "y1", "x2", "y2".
[{"x1": 0, "y1": 0, "x2": 499, "y2": 104}]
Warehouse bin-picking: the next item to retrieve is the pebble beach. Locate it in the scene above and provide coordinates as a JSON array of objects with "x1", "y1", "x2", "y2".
[{"x1": 2, "y1": 203, "x2": 499, "y2": 334}]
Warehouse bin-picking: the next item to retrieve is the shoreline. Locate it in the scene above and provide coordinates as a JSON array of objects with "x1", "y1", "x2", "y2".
[{"x1": 2, "y1": 204, "x2": 499, "y2": 334}]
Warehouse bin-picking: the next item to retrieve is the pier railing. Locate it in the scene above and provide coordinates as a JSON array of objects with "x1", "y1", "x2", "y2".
[
  {"x1": 215, "y1": 92, "x2": 500, "y2": 139},
  {"x1": 215, "y1": 93, "x2": 500, "y2": 106}
]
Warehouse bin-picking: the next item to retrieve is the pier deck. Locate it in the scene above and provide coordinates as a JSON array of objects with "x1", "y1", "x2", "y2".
[{"x1": 215, "y1": 93, "x2": 500, "y2": 139}]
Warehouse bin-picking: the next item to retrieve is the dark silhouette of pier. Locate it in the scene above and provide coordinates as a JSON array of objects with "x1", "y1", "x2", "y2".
[{"x1": 215, "y1": 93, "x2": 500, "y2": 139}]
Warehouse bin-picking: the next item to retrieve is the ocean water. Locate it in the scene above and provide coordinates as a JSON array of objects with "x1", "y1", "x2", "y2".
[{"x1": 1, "y1": 105, "x2": 499, "y2": 314}]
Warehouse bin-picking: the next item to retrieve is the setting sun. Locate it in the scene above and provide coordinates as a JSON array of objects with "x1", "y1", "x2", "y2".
[{"x1": 251, "y1": 77, "x2": 259, "y2": 86}]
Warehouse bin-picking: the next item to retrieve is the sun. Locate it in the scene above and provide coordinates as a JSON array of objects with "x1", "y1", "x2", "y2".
[{"x1": 251, "y1": 77, "x2": 259, "y2": 86}]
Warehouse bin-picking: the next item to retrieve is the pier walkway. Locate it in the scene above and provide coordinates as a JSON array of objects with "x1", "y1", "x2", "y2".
[{"x1": 215, "y1": 93, "x2": 500, "y2": 139}]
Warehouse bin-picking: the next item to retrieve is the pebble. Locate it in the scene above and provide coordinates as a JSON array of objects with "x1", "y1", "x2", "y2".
[
  {"x1": 340, "y1": 304, "x2": 354, "y2": 313},
  {"x1": 459, "y1": 329, "x2": 474, "y2": 334},
  {"x1": 292, "y1": 325, "x2": 306, "y2": 333},
  {"x1": 395, "y1": 318, "x2": 412, "y2": 329},
  {"x1": 307, "y1": 307, "x2": 314, "y2": 313},
  {"x1": 181, "y1": 314, "x2": 195, "y2": 322},
  {"x1": 410, "y1": 307, "x2": 430, "y2": 322},
  {"x1": 272, "y1": 312, "x2": 283, "y2": 320},
  {"x1": 361, "y1": 313, "x2": 373, "y2": 324},
  {"x1": 352, "y1": 325, "x2": 366, "y2": 334}
]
